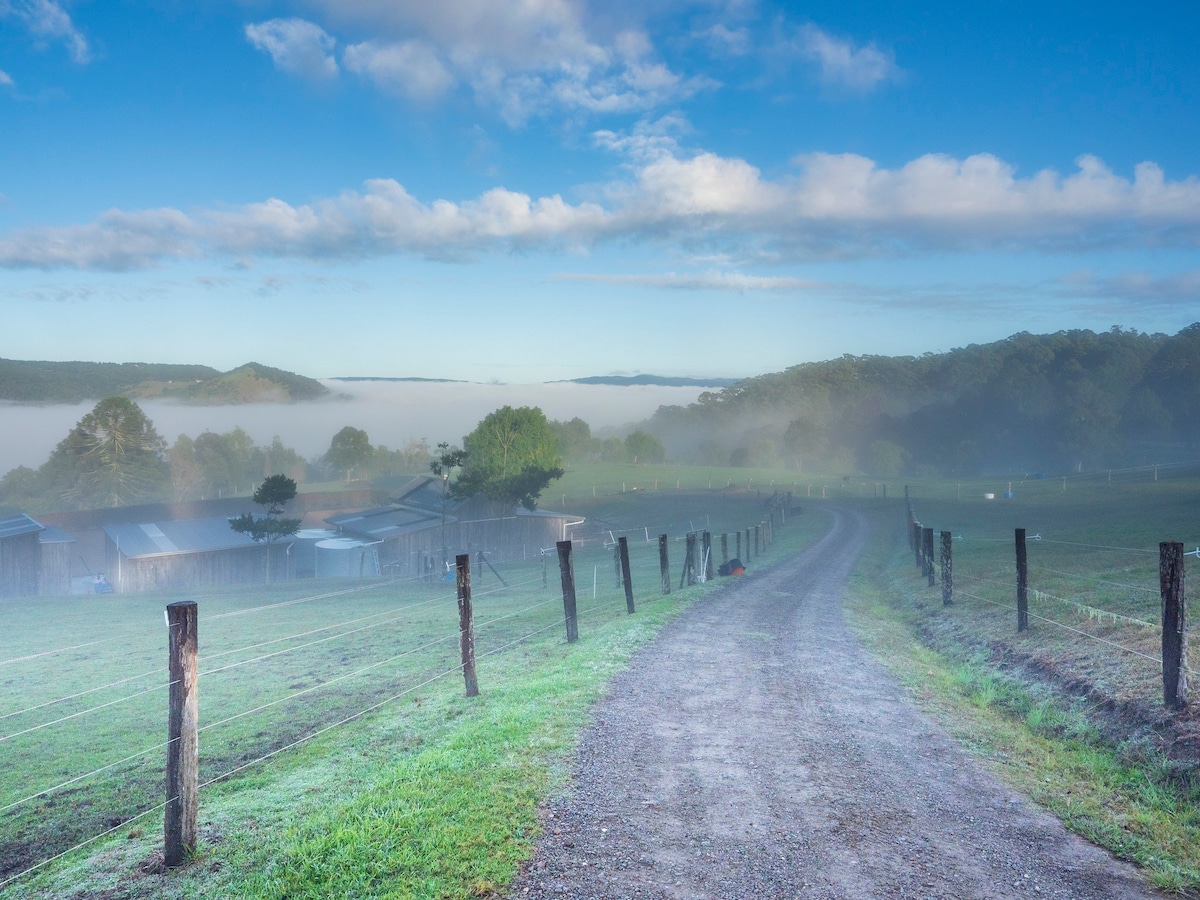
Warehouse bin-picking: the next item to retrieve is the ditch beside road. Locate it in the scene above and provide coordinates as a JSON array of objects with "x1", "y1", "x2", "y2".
[{"x1": 507, "y1": 507, "x2": 1166, "y2": 899}]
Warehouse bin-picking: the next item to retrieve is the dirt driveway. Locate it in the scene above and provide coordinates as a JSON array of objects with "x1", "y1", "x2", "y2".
[{"x1": 508, "y1": 507, "x2": 1166, "y2": 899}]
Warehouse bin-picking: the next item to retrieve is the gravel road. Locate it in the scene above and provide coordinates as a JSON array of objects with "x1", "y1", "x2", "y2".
[{"x1": 508, "y1": 507, "x2": 1166, "y2": 899}]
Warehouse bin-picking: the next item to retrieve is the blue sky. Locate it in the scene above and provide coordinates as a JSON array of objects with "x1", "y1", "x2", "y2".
[{"x1": 2, "y1": 1, "x2": 1198, "y2": 382}]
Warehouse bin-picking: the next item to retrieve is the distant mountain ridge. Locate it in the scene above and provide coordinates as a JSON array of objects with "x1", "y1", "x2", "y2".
[
  {"x1": 0, "y1": 359, "x2": 328, "y2": 404},
  {"x1": 563, "y1": 375, "x2": 740, "y2": 388}
]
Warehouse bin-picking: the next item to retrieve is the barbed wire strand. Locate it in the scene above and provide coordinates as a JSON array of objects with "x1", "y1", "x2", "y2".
[
  {"x1": 0, "y1": 666, "x2": 161, "y2": 723},
  {"x1": 0, "y1": 680, "x2": 176, "y2": 745},
  {"x1": 0, "y1": 801, "x2": 167, "y2": 890},
  {"x1": 0, "y1": 736, "x2": 170, "y2": 814}
]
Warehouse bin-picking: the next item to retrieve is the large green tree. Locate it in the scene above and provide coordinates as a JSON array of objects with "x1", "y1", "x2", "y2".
[
  {"x1": 325, "y1": 426, "x2": 373, "y2": 481},
  {"x1": 42, "y1": 397, "x2": 169, "y2": 509},
  {"x1": 453, "y1": 406, "x2": 564, "y2": 510},
  {"x1": 229, "y1": 474, "x2": 301, "y2": 583}
]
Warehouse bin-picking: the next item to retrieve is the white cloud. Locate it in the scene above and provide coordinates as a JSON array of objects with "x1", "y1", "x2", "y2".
[
  {"x1": 798, "y1": 24, "x2": 899, "y2": 92},
  {"x1": 1, "y1": 0, "x2": 90, "y2": 63},
  {"x1": 554, "y1": 271, "x2": 821, "y2": 292},
  {"x1": 2, "y1": 150, "x2": 1198, "y2": 270},
  {"x1": 699, "y1": 23, "x2": 752, "y2": 57},
  {"x1": 1055, "y1": 270, "x2": 1200, "y2": 305},
  {"x1": 251, "y1": 1, "x2": 701, "y2": 123},
  {"x1": 343, "y1": 39, "x2": 454, "y2": 101},
  {"x1": 0, "y1": 69, "x2": 13, "y2": 87},
  {"x1": 245, "y1": 18, "x2": 338, "y2": 82}
]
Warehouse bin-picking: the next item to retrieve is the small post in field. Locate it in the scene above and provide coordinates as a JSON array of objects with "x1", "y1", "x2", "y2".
[
  {"x1": 165, "y1": 601, "x2": 199, "y2": 868},
  {"x1": 940, "y1": 531, "x2": 953, "y2": 605},
  {"x1": 1015, "y1": 528, "x2": 1029, "y2": 632},
  {"x1": 721, "y1": 533, "x2": 728, "y2": 566},
  {"x1": 1160, "y1": 541, "x2": 1187, "y2": 709},
  {"x1": 455, "y1": 554, "x2": 479, "y2": 697},
  {"x1": 702, "y1": 531, "x2": 714, "y2": 581},
  {"x1": 613, "y1": 542, "x2": 622, "y2": 588},
  {"x1": 736, "y1": 530, "x2": 742, "y2": 559},
  {"x1": 658, "y1": 533, "x2": 671, "y2": 595},
  {"x1": 754, "y1": 525, "x2": 761, "y2": 556},
  {"x1": 924, "y1": 527, "x2": 935, "y2": 587},
  {"x1": 680, "y1": 532, "x2": 697, "y2": 587},
  {"x1": 913, "y1": 521, "x2": 923, "y2": 571},
  {"x1": 618, "y1": 536, "x2": 635, "y2": 613},
  {"x1": 556, "y1": 540, "x2": 578, "y2": 643}
]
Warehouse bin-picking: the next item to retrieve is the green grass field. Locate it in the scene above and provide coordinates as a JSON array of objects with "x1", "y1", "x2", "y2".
[
  {"x1": 0, "y1": 482, "x2": 815, "y2": 897},
  {"x1": 5, "y1": 462, "x2": 1200, "y2": 897}
]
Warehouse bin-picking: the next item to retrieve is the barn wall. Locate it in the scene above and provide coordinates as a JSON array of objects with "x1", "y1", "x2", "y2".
[
  {"x1": 0, "y1": 532, "x2": 41, "y2": 598},
  {"x1": 375, "y1": 515, "x2": 578, "y2": 576},
  {"x1": 38, "y1": 543, "x2": 73, "y2": 597},
  {"x1": 106, "y1": 538, "x2": 290, "y2": 593}
]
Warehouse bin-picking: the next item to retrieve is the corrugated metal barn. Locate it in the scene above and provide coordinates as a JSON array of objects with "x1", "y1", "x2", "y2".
[
  {"x1": 0, "y1": 513, "x2": 43, "y2": 598},
  {"x1": 37, "y1": 525, "x2": 76, "y2": 597},
  {"x1": 326, "y1": 476, "x2": 586, "y2": 576},
  {"x1": 103, "y1": 517, "x2": 286, "y2": 593}
]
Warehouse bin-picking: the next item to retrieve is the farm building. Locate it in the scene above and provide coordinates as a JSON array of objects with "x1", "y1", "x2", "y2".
[
  {"x1": 325, "y1": 476, "x2": 585, "y2": 576},
  {"x1": 103, "y1": 517, "x2": 289, "y2": 593},
  {"x1": 37, "y1": 525, "x2": 76, "y2": 596},
  {"x1": 0, "y1": 513, "x2": 44, "y2": 597}
]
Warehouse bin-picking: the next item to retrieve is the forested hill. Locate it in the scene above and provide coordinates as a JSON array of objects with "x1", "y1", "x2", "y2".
[
  {"x1": 0, "y1": 359, "x2": 328, "y2": 404},
  {"x1": 645, "y1": 325, "x2": 1200, "y2": 475}
]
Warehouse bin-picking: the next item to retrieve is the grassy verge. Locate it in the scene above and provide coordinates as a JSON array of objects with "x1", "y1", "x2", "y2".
[{"x1": 846, "y1": 488, "x2": 1200, "y2": 895}]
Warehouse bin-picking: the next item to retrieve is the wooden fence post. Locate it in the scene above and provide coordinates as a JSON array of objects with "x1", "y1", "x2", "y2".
[
  {"x1": 613, "y1": 542, "x2": 622, "y2": 588},
  {"x1": 1161, "y1": 541, "x2": 1187, "y2": 709},
  {"x1": 721, "y1": 533, "x2": 728, "y2": 567},
  {"x1": 680, "y1": 532, "x2": 697, "y2": 587},
  {"x1": 556, "y1": 540, "x2": 578, "y2": 643},
  {"x1": 164, "y1": 601, "x2": 198, "y2": 868},
  {"x1": 940, "y1": 531, "x2": 953, "y2": 606},
  {"x1": 618, "y1": 536, "x2": 635, "y2": 613},
  {"x1": 702, "y1": 531, "x2": 714, "y2": 581},
  {"x1": 658, "y1": 534, "x2": 671, "y2": 595},
  {"x1": 456, "y1": 554, "x2": 479, "y2": 697},
  {"x1": 736, "y1": 530, "x2": 742, "y2": 559},
  {"x1": 1015, "y1": 528, "x2": 1028, "y2": 632},
  {"x1": 754, "y1": 525, "x2": 761, "y2": 556},
  {"x1": 541, "y1": 548, "x2": 547, "y2": 588},
  {"x1": 924, "y1": 527, "x2": 935, "y2": 587},
  {"x1": 913, "y1": 521, "x2": 923, "y2": 570},
  {"x1": 745, "y1": 527, "x2": 751, "y2": 558}
]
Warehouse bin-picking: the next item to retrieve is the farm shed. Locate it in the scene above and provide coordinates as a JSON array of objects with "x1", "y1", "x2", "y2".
[
  {"x1": 37, "y1": 525, "x2": 76, "y2": 597},
  {"x1": 103, "y1": 517, "x2": 289, "y2": 593},
  {"x1": 0, "y1": 513, "x2": 44, "y2": 598},
  {"x1": 327, "y1": 476, "x2": 585, "y2": 576}
]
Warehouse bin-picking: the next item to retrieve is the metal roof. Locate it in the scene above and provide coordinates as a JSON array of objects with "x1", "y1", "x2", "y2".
[
  {"x1": 104, "y1": 517, "x2": 265, "y2": 559},
  {"x1": 326, "y1": 505, "x2": 442, "y2": 539},
  {"x1": 38, "y1": 525, "x2": 75, "y2": 544},
  {"x1": 0, "y1": 513, "x2": 44, "y2": 541}
]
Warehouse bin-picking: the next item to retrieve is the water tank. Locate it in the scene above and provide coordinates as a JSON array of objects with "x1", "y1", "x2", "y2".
[{"x1": 314, "y1": 538, "x2": 380, "y2": 578}]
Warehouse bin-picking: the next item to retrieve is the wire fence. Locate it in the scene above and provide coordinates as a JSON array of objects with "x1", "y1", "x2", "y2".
[
  {"x1": 0, "y1": 492, "x2": 794, "y2": 889},
  {"x1": 902, "y1": 483, "x2": 1197, "y2": 721}
]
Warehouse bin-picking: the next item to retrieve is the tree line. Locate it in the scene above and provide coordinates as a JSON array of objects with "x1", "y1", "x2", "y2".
[
  {"x1": 0, "y1": 400, "x2": 647, "y2": 515},
  {"x1": 644, "y1": 325, "x2": 1200, "y2": 476}
]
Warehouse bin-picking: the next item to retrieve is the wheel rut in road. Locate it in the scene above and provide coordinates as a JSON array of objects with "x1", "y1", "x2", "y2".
[{"x1": 509, "y1": 507, "x2": 1167, "y2": 899}]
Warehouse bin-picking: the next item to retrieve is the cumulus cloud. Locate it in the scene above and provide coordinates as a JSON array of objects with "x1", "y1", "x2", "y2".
[
  {"x1": 342, "y1": 38, "x2": 453, "y2": 100},
  {"x1": 2, "y1": 150, "x2": 1198, "y2": 270},
  {"x1": 2, "y1": 0, "x2": 91, "y2": 63},
  {"x1": 245, "y1": 18, "x2": 339, "y2": 81},
  {"x1": 798, "y1": 24, "x2": 899, "y2": 92},
  {"x1": 247, "y1": 0, "x2": 703, "y2": 123},
  {"x1": 0, "y1": 69, "x2": 13, "y2": 87}
]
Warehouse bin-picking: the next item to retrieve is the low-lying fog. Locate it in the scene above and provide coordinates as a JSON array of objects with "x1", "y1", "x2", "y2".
[{"x1": 1, "y1": 379, "x2": 705, "y2": 475}]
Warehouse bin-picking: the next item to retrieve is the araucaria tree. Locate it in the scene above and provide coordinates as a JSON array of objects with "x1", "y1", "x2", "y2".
[
  {"x1": 454, "y1": 406, "x2": 564, "y2": 510},
  {"x1": 42, "y1": 397, "x2": 169, "y2": 509},
  {"x1": 229, "y1": 474, "x2": 301, "y2": 583}
]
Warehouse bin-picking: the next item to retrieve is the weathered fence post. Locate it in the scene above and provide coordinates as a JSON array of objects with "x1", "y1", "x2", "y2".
[
  {"x1": 754, "y1": 525, "x2": 761, "y2": 556},
  {"x1": 680, "y1": 532, "x2": 697, "y2": 587},
  {"x1": 940, "y1": 531, "x2": 953, "y2": 606},
  {"x1": 1161, "y1": 541, "x2": 1187, "y2": 709},
  {"x1": 658, "y1": 533, "x2": 671, "y2": 594},
  {"x1": 613, "y1": 542, "x2": 622, "y2": 588},
  {"x1": 913, "y1": 521, "x2": 923, "y2": 570},
  {"x1": 721, "y1": 533, "x2": 728, "y2": 566},
  {"x1": 541, "y1": 548, "x2": 547, "y2": 588},
  {"x1": 1015, "y1": 528, "x2": 1029, "y2": 632},
  {"x1": 455, "y1": 554, "x2": 479, "y2": 697},
  {"x1": 556, "y1": 540, "x2": 578, "y2": 643},
  {"x1": 745, "y1": 527, "x2": 751, "y2": 558},
  {"x1": 736, "y1": 530, "x2": 742, "y2": 559},
  {"x1": 702, "y1": 531, "x2": 714, "y2": 581},
  {"x1": 618, "y1": 536, "x2": 635, "y2": 613},
  {"x1": 924, "y1": 527, "x2": 935, "y2": 587},
  {"x1": 165, "y1": 601, "x2": 198, "y2": 869}
]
